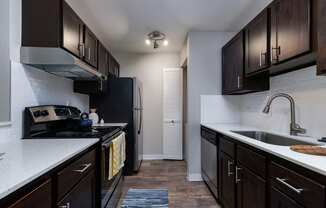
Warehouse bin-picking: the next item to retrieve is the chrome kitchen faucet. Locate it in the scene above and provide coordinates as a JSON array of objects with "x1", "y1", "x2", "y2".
[{"x1": 262, "y1": 93, "x2": 306, "y2": 136}]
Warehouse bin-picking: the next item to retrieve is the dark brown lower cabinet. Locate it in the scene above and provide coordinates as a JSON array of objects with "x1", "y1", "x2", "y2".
[
  {"x1": 201, "y1": 126, "x2": 326, "y2": 208},
  {"x1": 270, "y1": 187, "x2": 302, "y2": 208},
  {"x1": 1, "y1": 147, "x2": 98, "y2": 208},
  {"x1": 236, "y1": 165, "x2": 266, "y2": 208},
  {"x1": 57, "y1": 170, "x2": 96, "y2": 208},
  {"x1": 220, "y1": 152, "x2": 236, "y2": 208},
  {"x1": 8, "y1": 180, "x2": 52, "y2": 208}
]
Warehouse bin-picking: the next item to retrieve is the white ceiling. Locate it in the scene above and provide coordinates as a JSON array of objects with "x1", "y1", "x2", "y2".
[{"x1": 66, "y1": 0, "x2": 272, "y2": 53}]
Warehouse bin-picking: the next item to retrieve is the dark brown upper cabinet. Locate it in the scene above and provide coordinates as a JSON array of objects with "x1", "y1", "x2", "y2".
[
  {"x1": 222, "y1": 32, "x2": 269, "y2": 95},
  {"x1": 245, "y1": 9, "x2": 270, "y2": 75},
  {"x1": 62, "y1": 1, "x2": 83, "y2": 58},
  {"x1": 98, "y1": 42, "x2": 109, "y2": 76},
  {"x1": 84, "y1": 27, "x2": 98, "y2": 68},
  {"x1": 222, "y1": 32, "x2": 245, "y2": 94},
  {"x1": 108, "y1": 52, "x2": 120, "y2": 78},
  {"x1": 270, "y1": 0, "x2": 313, "y2": 71},
  {"x1": 317, "y1": 0, "x2": 326, "y2": 75}
]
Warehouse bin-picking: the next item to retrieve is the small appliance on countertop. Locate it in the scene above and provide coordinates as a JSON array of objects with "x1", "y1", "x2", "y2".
[{"x1": 23, "y1": 105, "x2": 125, "y2": 208}]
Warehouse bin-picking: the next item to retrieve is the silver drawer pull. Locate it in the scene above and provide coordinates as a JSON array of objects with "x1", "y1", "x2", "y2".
[
  {"x1": 73, "y1": 163, "x2": 92, "y2": 173},
  {"x1": 276, "y1": 177, "x2": 304, "y2": 194},
  {"x1": 236, "y1": 166, "x2": 242, "y2": 183},
  {"x1": 227, "y1": 161, "x2": 234, "y2": 176},
  {"x1": 59, "y1": 202, "x2": 70, "y2": 208}
]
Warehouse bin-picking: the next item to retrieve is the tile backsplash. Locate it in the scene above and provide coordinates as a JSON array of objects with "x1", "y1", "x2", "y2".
[
  {"x1": 240, "y1": 65, "x2": 326, "y2": 139},
  {"x1": 0, "y1": 62, "x2": 89, "y2": 142}
]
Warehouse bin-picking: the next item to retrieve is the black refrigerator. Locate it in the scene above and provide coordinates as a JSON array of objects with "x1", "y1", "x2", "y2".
[{"x1": 90, "y1": 77, "x2": 143, "y2": 175}]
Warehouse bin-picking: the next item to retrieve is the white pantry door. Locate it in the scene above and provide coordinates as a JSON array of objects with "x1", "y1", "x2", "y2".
[{"x1": 163, "y1": 68, "x2": 183, "y2": 160}]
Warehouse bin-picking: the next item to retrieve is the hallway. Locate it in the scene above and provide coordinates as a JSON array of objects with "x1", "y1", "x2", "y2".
[{"x1": 122, "y1": 160, "x2": 219, "y2": 208}]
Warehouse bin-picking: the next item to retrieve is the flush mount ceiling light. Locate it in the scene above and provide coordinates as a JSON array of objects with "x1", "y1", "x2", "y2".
[{"x1": 145, "y1": 31, "x2": 168, "y2": 49}]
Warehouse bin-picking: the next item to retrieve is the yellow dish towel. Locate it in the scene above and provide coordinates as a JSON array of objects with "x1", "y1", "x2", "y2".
[{"x1": 108, "y1": 132, "x2": 126, "y2": 180}]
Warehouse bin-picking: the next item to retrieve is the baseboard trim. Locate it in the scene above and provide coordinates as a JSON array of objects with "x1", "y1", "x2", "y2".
[
  {"x1": 143, "y1": 154, "x2": 164, "y2": 160},
  {"x1": 187, "y1": 173, "x2": 203, "y2": 182}
]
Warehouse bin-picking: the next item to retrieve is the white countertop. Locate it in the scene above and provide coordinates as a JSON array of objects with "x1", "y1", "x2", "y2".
[
  {"x1": 201, "y1": 123, "x2": 326, "y2": 176},
  {"x1": 0, "y1": 138, "x2": 99, "y2": 200}
]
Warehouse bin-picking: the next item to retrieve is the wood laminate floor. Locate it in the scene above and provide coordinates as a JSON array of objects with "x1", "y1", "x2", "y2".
[{"x1": 120, "y1": 160, "x2": 220, "y2": 208}]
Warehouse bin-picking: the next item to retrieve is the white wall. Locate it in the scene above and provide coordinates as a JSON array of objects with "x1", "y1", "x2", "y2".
[
  {"x1": 186, "y1": 32, "x2": 234, "y2": 180},
  {"x1": 115, "y1": 52, "x2": 180, "y2": 157},
  {"x1": 240, "y1": 66, "x2": 326, "y2": 140},
  {"x1": 0, "y1": 0, "x2": 89, "y2": 143}
]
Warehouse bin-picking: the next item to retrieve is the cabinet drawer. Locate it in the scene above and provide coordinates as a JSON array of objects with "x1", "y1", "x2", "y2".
[
  {"x1": 220, "y1": 137, "x2": 235, "y2": 157},
  {"x1": 57, "y1": 170, "x2": 96, "y2": 208},
  {"x1": 201, "y1": 127, "x2": 217, "y2": 144},
  {"x1": 57, "y1": 149, "x2": 96, "y2": 200},
  {"x1": 237, "y1": 145, "x2": 266, "y2": 178},
  {"x1": 9, "y1": 180, "x2": 52, "y2": 208},
  {"x1": 270, "y1": 162, "x2": 325, "y2": 208}
]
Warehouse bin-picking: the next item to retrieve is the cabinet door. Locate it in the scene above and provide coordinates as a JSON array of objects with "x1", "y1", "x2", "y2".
[
  {"x1": 98, "y1": 42, "x2": 108, "y2": 76},
  {"x1": 317, "y1": 0, "x2": 326, "y2": 74},
  {"x1": 236, "y1": 165, "x2": 266, "y2": 208},
  {"x1": 57, "y1": 171, "x2": 96, "y2": 208},
  {"x1": 245, "y1": 9, "x2": 269, "y2": 74},
  {"x1": 220, "y1": 152, "x2": 236, "y2": 208},
  {"x1": 270, "y1": 187, "x2": 303, "y2": 208},
  {"x1": 84, "y1": 27, "x2": 98, "y2": 68},
  {"x1": 9, "y1": 180, "x2": 52, "y2": 208},
  {"x1": 222, "y1": 32, "x2": 244, "y2": 94},
  {"x1": 62, "y1": 1, "x2": 83, "y2": 58},
  {"x1": 271, "y1": 0, "x2": 310, "y2": 64}
]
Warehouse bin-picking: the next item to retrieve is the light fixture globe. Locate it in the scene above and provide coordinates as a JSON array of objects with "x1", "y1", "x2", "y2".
[{"x1": 145, "y1": 31, "x2": 168, "y2": 49}]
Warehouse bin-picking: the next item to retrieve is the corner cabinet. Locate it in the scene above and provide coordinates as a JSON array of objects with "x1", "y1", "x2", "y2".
[{"x1": 222, "y1": 32, "x2": 269, "y2": 95}]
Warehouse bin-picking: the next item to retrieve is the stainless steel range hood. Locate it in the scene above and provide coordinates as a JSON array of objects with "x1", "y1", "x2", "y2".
[{"x1": 20, "y1": 47, "x2": 105, "y2": 80}]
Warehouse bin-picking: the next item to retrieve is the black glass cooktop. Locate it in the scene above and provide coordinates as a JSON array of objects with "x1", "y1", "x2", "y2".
[{"x1": 32, "y1": 126, "x2": 121, "y2": 140}]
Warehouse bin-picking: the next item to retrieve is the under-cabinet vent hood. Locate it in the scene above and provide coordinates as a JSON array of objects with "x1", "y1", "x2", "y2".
[{"x1": 20, "y1": 47, "x2": 105, "y2": 80}]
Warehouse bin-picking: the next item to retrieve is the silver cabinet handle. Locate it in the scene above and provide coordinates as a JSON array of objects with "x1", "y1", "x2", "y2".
[
  {"x1": 237, "y1": 76, "x2": 241, "y2": 89},
  {"x1": 59, "y1": 202, "x2": 70, "y2": 208},
  {"x1": 79, "y1": 44, "x2": 85, "y2": 57},
  {"x1": 88, "y1": 48, "x2": 91, "y2": 60},
  {"x1": 276, "y1": 177, "x2": 304, "y2": 194},
  {"x1": 227, "y1": 161, "x2": 234, "y2": 176},
  {"x1": 236, "y1": 166, "x2": 242, "y2": 183},
  {"x1": 259, "y1": 51, "x2": 262, "y2": 67},
  {"x1": 271, "y1": 46, "x2": 280, "y2": 63},
  {"x1": 73, "y1": 163, "x2": 92, "y2": 173}
]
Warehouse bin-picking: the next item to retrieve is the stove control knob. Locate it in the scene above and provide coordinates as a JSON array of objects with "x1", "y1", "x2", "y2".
[{"x1": 40, "y1": 110, "x2": 49, "y2": 117}]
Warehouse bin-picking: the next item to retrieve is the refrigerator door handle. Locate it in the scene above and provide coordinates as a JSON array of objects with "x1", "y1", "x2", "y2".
[{"x1": 138, "y1": 87, "x2": 143, "y2": 134}]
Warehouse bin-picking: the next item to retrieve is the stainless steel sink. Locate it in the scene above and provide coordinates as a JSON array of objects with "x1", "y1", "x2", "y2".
[{"x1": 231, "y1": 131, "x2": 315, "y2": 146}]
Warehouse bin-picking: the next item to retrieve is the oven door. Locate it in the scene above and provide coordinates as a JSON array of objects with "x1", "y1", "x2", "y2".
[{"x1": 101, "y1": 135, "x2": 124, "y2": 208}]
